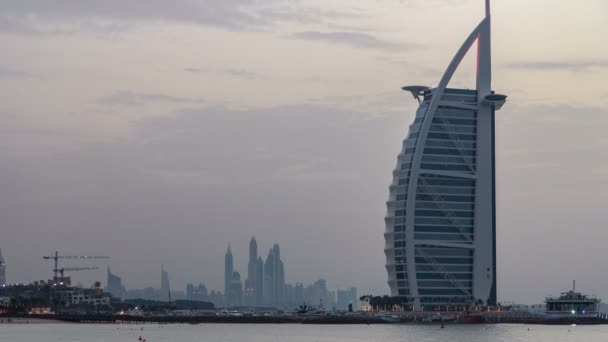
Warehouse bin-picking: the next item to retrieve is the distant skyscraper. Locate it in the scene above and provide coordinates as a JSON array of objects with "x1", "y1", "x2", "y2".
[
  {"x1": 384, "y1": 0, "x2": 505, "y2": 310},
  {"x1": 255, "y1": 256, "x2": 264, "y2": 306},
  {"x1": 263, "y1": 247, "x2": 275, "y2": 305},
  {"x1": 107, "y1": 267, "x2": 125, "y2": 299},
  {"x1": 230, "y1": 271, "x2": 243, "y2": 306},
  {"x1": 161, "y1": 265, "x2": 170, "y2": 301},
  {"x1": 194, "y1": 283, "x2": 209, "y2": 301},
  {"x1": 284, "y1": 283, "x2": 295, "y2": 308},
  {"x1": 304, "y1": 278, "x2": 333, "y2": 309},
  {"x1": 224, "y1": 244, "x2": 243, "y2": 307},
  {"x1": 264, "y1": 244, "x2": 285, "y2": 307},
  {"x1": 186, "y1": 283, "x2": 194, "y2": 300},
  {"x1": 224, "y1": 244, "x2": 233, "y2": 300},
  {"x1": 186, "y1": 283, "x2": 209, "y2": 301},
  {"x1": 0, "y1": 249, "x2": 5, "y2": 285},
  {"x1": 209, "y1": 290, "x2": 224, "y2": 308},
  {"x1": 245, "y1": 237, "x2": 258, "y2": 306},
  {"x1": 295, "y1": 283, "x2": 304, "y2": 305},
  {"x1": 337, "y1": 287, "x2": 358, "y2": 311}
]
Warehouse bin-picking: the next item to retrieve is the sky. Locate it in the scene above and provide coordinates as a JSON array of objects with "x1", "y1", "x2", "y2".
[{"x1": 1, "y1": 0, "x2": 607, "y2": 304}]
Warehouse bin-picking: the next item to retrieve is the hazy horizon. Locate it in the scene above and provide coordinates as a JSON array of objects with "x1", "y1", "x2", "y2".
[{"x1": 1, "y1": 0, "x2": 608, "y2": 304}]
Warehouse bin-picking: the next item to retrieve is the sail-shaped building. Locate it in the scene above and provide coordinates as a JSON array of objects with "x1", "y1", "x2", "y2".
[{"x1": 384, "y1": 0, "x2": 506, "y2": 310}]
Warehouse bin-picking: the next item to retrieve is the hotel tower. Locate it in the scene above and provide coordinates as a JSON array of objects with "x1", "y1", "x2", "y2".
[{"x1": 384, "y1": 0, "x2": 507, "y2": 310}]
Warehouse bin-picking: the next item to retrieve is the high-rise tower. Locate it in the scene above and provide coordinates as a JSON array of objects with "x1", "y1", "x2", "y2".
[
  {"x1": 161, "y1": 265, "x2": 171, "y2": 301},
  {"x1": 245, "y1": 237, "x2": 259, "y2": 306},
  {"x1": 263, "y1": 244, "x2": 285, "y2": 307},
  {"x1": 224, "y1": 244, "x2": 233, "y2": 301},
  {"x1": 255, "y1": 256, "x2": 264, "y2": 306},
  {"x1": 107, "y1": 267, "x2": 125, "y2": 299},
  {"x1": 0, "y1": 249, "x2": 6, "y2": 285},
  {"x1": 384, "y1": 0, "x2": 506, "y2": 310}
]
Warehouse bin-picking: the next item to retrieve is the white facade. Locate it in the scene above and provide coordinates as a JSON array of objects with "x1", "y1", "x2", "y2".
[
  {"x1": 57, "y1": 287, "x2": 111, "y2": 306},
  {"x1": 384, "y1": 0, "x2": 506, "y2": 310}
]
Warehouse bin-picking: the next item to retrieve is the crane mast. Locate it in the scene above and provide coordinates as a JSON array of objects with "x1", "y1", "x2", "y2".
[{"x1": 43, "y1": 251, "x2": 109, "y2": 283}]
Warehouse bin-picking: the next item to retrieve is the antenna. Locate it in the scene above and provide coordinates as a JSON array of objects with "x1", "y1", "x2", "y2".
[
  {"x1": 485, "y1": 0, "x2": 490, "y2": 17},
  {"x1": 476, "y1": 0, "x2": 492, "y2": 95}
]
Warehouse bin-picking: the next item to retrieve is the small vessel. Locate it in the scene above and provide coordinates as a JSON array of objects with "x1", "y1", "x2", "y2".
[{"x1": 375, "y1": 312, "x2": 400, "y2": 323}]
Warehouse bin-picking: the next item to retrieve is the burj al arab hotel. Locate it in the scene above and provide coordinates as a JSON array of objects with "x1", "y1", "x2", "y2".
[{"x1": 384, "y1": 0, "x2": 507, "y2": 310}]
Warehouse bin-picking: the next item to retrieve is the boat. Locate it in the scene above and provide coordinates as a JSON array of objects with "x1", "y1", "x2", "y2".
[{"x1": 375, "y1": 312, "x2": 401, "y2": 323}]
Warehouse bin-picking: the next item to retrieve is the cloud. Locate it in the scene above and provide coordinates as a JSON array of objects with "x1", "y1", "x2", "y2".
[
  {"x1": 0, "y1": 66, "x2": 33, "y2": 79},
  {"x1": 98, "y1": 91, "x2": 205, "y2": 106},
  {"x1": 183, "y1": 67, "x2": 259, "y2": 80},
  {"x1": 506, "y1": 60, "x2": 608, "y2": 72},
  {"x1": 0, "y1": 14, "x2": 130, "y2": 36},
  {"x1": 222, "y1": 68, "x2": 258, "y2": 80},
  {"x1": 291, "y1": 31, "x2": 414, "y2": 51},
  {"x1": 0, "y1": 0, "x2": 263, "y2": 31},
  {"x1": 0, "y1": 0, "x2": 360, "y2": 34},
  {"x1": 184, "y1": 67, "x2": 205, "y2": 73}
]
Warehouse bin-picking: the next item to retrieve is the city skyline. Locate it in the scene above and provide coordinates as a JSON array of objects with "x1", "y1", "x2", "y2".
[
  {"x1": 0, "y1": 236, "x2": 359, "y2": 301},
  {"x1": 1, "y1": 0, "x2": 608, "y2": 305},
  {"x1": 101, "y1": 237, "x2": 358, "y2": 309}
]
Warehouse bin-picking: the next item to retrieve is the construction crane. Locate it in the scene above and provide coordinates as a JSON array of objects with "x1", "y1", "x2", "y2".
[
  {"x1": 54, "y1": 267, "x2": 99, "y2": 279},
  {"x1": 43, "y1": 251, "x2": 109, "y2": 281}
]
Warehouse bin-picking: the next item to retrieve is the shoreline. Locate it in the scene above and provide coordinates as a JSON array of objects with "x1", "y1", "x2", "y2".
[
  {"x1": 0, "y1": 317, "x2": 65, "y2": 324},
  {"x1": 2, "y1": 314, "x2": 608, "y2": 326}
]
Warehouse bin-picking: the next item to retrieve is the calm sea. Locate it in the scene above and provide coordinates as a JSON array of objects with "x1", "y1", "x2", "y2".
[{"x1": 1, "y1": 323, "x2": 608, "y2": 342}]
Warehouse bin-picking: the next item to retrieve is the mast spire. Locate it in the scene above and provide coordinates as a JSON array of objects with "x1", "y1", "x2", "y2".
[
  {"x1": 486, "y1": 0, "x2": 490, "y2": 17},
  {"x1": 476, "y1": 0, "x2": 492, "y2": 94}
]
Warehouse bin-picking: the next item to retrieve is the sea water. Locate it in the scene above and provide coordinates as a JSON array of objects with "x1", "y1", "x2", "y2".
[{"x1": 1, "y1": 323, "x2": 608, "y2": 342}]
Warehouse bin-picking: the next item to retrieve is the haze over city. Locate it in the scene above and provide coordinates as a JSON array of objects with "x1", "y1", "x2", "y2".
[{"x1": 1, "y1": 0, "x2": 608, "y2": 305}]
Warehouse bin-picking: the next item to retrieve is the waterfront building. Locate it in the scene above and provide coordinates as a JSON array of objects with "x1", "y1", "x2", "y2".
[
  {"x1": 545, "y1": 281, "x2": 600, "y2": 318},
  {"x1": 384, "y1": 0, "x2": 506, "y2": 310},
  {"x1": 337, "y1": 287, "x2": 358, "y2": 311},
  {"x1": 160, "y1": 265, "x2": 171, "y2": 301},
  {"x1": 0, "y1": 249, "x2": 5, "y2": 285},
  {"x1": 107, "y1": 267, "x2": 126, "y2": 299}
]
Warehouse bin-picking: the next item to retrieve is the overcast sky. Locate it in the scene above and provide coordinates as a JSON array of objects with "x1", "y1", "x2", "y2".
[{"x1": 1, "y1": 0, "x2": 607, "y2": 304}]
